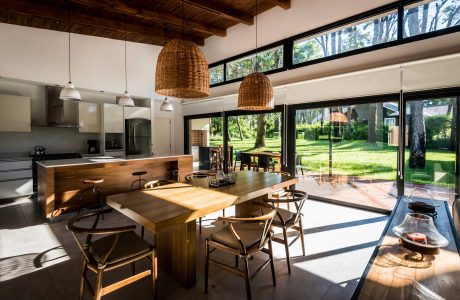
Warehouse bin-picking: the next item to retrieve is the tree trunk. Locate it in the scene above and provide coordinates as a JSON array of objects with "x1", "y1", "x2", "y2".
[
  {"x1": 449, "y1": 98, "x2": 457, "y2": 151},
  {"x1": 407, "y1": 7, "x2": 421, "y2": 36},
  {"x1": 376, "y1": 102, "x2": 383, "y2": 141},
  {"x1": 409, "y1": 102, "x2": 426, "y2": 168},
  {"x1": 368, "y1": 104, "x2": 377, "y2": 143},
  {"x1": 254, "y1": 114, "x2": 266, "y2": 148},
  {"x1": 236, "y1": 116, "x2": 243, "y2": 141}
]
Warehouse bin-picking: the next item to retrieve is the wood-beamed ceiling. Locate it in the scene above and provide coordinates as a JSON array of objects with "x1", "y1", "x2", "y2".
[{"x1": 0, "y1": 0, "x2": 291, "y2": 46}]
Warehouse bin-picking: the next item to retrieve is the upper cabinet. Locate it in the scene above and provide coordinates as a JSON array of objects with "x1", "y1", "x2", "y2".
[
  {"x1": 0, "y1": 94, "x2": 31, "y2": 132},
  {"x1": 104, "y1": 103, "x2": 124, "y2": 133},
  {"x1": 78, "y1": 102, "x2": 101, "y2": 133},
  {"x1": 124, "y1": 106, "x2": 151, "y2": 120}
]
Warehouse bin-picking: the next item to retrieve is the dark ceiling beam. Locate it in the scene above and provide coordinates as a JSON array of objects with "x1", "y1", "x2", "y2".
[
  {"x1": 0, "y1": 0, "x2": 205, "y2": 45},
  {"x1": 70, "y1": 0, "x2": 226, "y2": 37},
  {"x1": 267, "y1": 0, "x2": 291, "y2": 10},
  {"x1": 182, "y1": 0, "x2": 254, "y2": 26}
]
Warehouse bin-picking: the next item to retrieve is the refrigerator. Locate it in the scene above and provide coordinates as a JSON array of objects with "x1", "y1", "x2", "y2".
[{"x1": 125, "y1": 118, "x2": 152, "y2": 155}]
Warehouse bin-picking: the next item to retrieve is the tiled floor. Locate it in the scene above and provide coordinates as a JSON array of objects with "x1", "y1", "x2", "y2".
[{"x1": 0, "y1": 196, "x2": 388, "y2": 299}]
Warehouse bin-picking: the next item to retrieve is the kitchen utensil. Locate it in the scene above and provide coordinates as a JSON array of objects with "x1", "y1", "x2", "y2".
[{"x1": 34, "y1": 146, "x2": 46, "y2": 155}]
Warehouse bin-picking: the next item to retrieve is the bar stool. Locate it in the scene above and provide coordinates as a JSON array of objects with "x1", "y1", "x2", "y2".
[
  {"x1": 78, "y1": 178, "x2": 104, "y2": 217},
  {"x1": 131, "y1": 171, "x2": 148, "y2": 190}
]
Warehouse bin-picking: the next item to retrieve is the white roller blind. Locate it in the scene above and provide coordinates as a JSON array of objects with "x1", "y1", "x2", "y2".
[
  {"x1": 403, "y1": 53, "x2": 460, "y2": 92},
  {"x1": 285, "y1": 65, "x2": 401, "y2": 104}
]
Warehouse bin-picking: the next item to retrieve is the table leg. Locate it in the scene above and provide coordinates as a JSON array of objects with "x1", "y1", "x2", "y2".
[
  {"x1": 156, "y1": 221, "x2": 196, "y2": 288},
  {"x1": 235, "y1": 194, "x2": 268, "y2": 217}
]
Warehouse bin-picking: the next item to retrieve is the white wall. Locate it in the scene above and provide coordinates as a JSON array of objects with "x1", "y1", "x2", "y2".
[{"x1": 0, "y1": 22, "x2": 186, "y2": 154}]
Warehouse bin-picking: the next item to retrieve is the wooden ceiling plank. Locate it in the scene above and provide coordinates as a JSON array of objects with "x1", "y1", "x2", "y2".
[
  {"x1": 70, "y1": 0, "x2": 226, "y2": 37},
  {"x1": 182, "y1": 0, "x2": 254, "y2": 26},
  {"x1": 0, "y1": 0, "x2": 205, "y2": 45},
  {"x1": 267, "y1": 0, "x2": 291, "y2": 10}
]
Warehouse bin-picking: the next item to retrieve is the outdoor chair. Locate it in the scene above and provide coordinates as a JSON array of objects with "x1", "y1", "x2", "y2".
[
  {"x1": 234, "y1": 150, "x2": 242, "y2": 171},
  {"x1": 67, "y1": 209, "x2": 157, "y2": 300},
  {"x1": 295, "y1": 153, "x2": 304, "y2": 176},
  {"x1": 205, "y1": 208, "x2": 277, "y2": 300},
  {"x1": 240, "y1": 152, "x2": 257, "y2": 171}
]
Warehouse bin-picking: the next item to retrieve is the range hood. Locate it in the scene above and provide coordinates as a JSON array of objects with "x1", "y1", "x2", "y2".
[{"x1": 33, "y1": 86, "x2": 79, "y2": 128}]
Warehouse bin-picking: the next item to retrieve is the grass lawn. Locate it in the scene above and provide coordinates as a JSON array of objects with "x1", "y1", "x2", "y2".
[{"x1": 212, "y1": 137, "x2": 456, "y2": 187}]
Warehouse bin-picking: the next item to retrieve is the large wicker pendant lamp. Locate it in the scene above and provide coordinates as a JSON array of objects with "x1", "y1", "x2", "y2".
[
  {"x1": 155, "y1": 1, "x2": 209, "y2": 99},
  {"x1": 238, "y1": 0, "x2": 274, "y2": 110}
]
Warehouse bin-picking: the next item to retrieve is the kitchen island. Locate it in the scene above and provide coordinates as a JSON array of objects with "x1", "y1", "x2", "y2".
[{"x1": 37, "y1": 154, "x2": 193, "y2": 219}]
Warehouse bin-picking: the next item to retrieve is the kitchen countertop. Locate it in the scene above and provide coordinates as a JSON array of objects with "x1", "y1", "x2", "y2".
[
  {"x1": 37, "y1": 154, "x2": 191, "y2": 168},
  {"x1": 0, "y1": 152, "x2": 32, "y2": 161}
]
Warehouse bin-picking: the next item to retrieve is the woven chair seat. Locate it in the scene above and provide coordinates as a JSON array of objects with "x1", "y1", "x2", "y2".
[
  {"x1": 252, "y1": 208, "x2": 295, "y2": 226},
  {"x1": 91, "y1": 231, "x2": 154, "y2": 265},
  {"x1": 210, "y1": 223, "x2": 265, "y2": 251}
]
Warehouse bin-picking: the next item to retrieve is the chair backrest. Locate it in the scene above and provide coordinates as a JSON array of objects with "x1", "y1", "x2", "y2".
[
  {"x1": 67, "y1": 209, "x2": 136, "y2": 267},
  {"x1": 185, "y1": 174, "x2": 209, "y2": 188},
  {"x1": 235, "y1": 150, "x2": 241, "y2": 161},
  {"x1": 240, "y1": 152, "x2": 252, "y2": 165},
  {"x1": 270, "y1": 189, "x2": 308, "y2": 225},
  {"x1": 295, "y1": 153, "x2": 303, "y2": 166},
  {"x1": 219, "y1": 209, "x2": 276, "y2": 255},
  {"x1": 269, "y1": 171, "x2": 291, "y2": 177},
  {"x1": 258, "y1": 155, "x2": 272, "y2": 168},
  {"x1": 144, "y1": 179, "x2": 176, "y2": 189}
]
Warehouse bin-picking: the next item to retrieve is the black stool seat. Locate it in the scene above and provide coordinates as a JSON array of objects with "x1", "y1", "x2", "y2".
[
  {"x1": 132, "y1": 171, "x2": 148, "y2": 176},
  {"x1": 83, "y1": 178, "x2": 104, "y2": 184}
]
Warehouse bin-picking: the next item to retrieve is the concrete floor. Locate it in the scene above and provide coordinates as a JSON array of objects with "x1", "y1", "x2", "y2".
[{"x1": 0, "y1": 196, "x2": 388, "y2": 300}]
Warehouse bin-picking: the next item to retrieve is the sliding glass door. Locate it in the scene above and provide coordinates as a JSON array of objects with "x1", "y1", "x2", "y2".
[
  {"x1": 227, "y1": 112, "x2": 283, "y2": 170},
  {"x1": 294, "y1": 100, "x2": 399, "y2": 211},
  {"x1": 403, "y1": 96, "x2": 457, "y2": 202},
  {"x1": 188, "y1": 116, "x2": 223, "y2": 171}
]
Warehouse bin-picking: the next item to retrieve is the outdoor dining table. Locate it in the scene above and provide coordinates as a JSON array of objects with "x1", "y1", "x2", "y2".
[
  {"x1": 240, "y1": 151, "x2": 282, "y2": 171},
  {"x1": 106, "y1": 171, "x2": 298, "y2": 288}
]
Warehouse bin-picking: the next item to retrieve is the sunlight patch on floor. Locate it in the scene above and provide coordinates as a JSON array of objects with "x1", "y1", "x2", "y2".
[{"x1": 0, "y1": 224, "x2": 68, "y2": 281}]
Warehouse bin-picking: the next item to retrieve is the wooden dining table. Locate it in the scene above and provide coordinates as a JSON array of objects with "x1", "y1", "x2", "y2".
[
  {"x1": 106, "y1": 171, "x2": 298, "y2": 288},
  {"x1": 240, "y1": 151, "x2": 282, "y2": 171}
]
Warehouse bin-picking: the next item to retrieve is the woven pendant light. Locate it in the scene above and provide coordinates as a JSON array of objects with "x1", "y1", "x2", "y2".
[
  {"x1": 238, "y1": 0, "x2": 273, "y2": 110},
  {"x1": 155, "y1": 39, "x2": 209, "y2": 98},
  {"x1": 238, "y1": 72, "x2": 274, "y2": 110}
]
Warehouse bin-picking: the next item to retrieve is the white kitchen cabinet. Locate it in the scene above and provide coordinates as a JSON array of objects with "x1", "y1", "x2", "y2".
[
  {"x1": 124, "y1": 106, "x2": 151, "y2": 120},
  {"x1": 104, "y1": 103, "x2": 124, "y2": 133},
  {"x1": 79, "y1": 102, "x2": 101, "y2": 133},
  {"x1": 0, "y1": 159, "x2": 33, "y2": 199},
  {"x1": 0, "y1": 94, "x2": 31, "y2": 132}
]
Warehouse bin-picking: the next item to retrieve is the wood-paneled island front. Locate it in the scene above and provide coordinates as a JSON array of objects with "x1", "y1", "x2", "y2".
[{"x1": 37, "y1": 155, "x2": 193, "y2": 219}]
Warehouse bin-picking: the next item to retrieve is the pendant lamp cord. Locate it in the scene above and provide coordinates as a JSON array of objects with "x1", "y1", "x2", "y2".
[
  {"x1": 182, "y1": 0, "x2": 185, "y2": 35},
  {"x1": 124, "y1": 14, "x2": 128, "y2": 92},
  {"x1": 67, "y1": 1, "x2": 72, "y2": 83},
  {"x1": 255, "y1": 0, "x2": 258, "y2": 73}
]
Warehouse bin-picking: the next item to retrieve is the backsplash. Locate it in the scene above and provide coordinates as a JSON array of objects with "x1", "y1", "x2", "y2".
[{"x1": 0, "y1": 127, "x2": 99, "y2": 154}]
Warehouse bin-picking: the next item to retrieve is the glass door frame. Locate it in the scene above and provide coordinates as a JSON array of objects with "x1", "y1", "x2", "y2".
[
  {"x1": 184, "y1": 105, "x2": 286, "y2": 173},
  {"x1": 401, "y1": 88, "x2": 460, "y2": 199},
  {"x1": 184, "y1": 87, "x2": 460, "y2": 205}
]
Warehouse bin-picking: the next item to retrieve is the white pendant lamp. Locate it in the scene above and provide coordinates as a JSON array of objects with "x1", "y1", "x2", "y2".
[
  {"x1": 60, "y1": 11, "x2": 81, "y2": 101},
  {"x1": 118, "y1": 16, "x2": 134, "y2": 107},
  {"x1": 160, "y1": 97, "x2": 173, "y2": 111},
  {"x1": 238, "y1": 0, "x2": 274, "y2": 111}
]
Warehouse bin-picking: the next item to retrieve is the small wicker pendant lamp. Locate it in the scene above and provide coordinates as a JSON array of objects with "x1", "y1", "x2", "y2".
[
  {"x1": 155, "y1": 1, "x2": 209, "y2": 99},
  {"x1": 238, "y1": 0, "x2": 274, "y2": 110}
]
